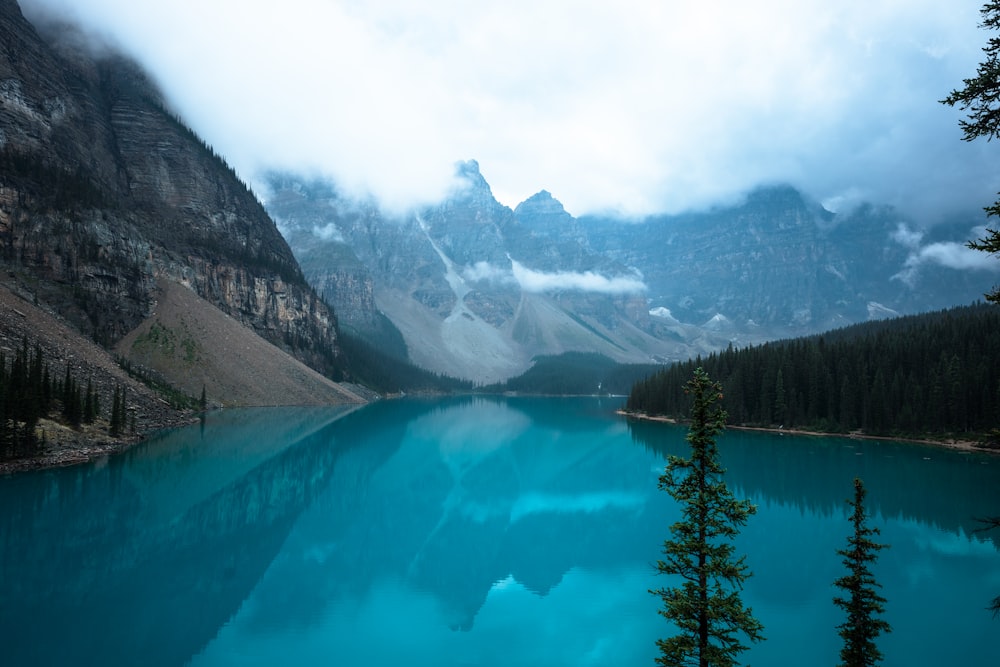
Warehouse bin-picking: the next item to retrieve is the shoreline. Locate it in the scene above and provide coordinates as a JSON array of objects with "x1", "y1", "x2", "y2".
[
  {"x1": 618, "y1": 410, "x2": 999, "y2": 456},
  {"x1": 0, "y1": 413, "x2": 199, "y2": 475},
  {"x1": 0, "y1": 399, "x2": 373, "y2": 475}
]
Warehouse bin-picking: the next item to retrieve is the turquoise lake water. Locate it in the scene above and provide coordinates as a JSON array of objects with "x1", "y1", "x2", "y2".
[{"x1": 1, "y1": 396, "x2": 998, "y2": 666}]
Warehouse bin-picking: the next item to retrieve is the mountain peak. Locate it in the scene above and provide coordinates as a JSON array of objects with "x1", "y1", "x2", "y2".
[
  {"x1": 455, "y1": 159, "x2": 482, "y2": 180},
  {"x1": 514, "y1": 190, "x2": 572, "y2": 226}
]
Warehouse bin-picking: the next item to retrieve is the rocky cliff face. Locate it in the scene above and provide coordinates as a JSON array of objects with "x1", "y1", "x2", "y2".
[
  {"x1": 266, "y1": 163, "x2": 990, "y2": 383},
  {"x1": 0, "y1": 0, "x2": 342, "y2": 376},
  {"x1": 266, "y1": 163, "x2": 736, "y2": 383},
  {"x1": 579, "y1": 186, "x2": 988, "y2": 330}
]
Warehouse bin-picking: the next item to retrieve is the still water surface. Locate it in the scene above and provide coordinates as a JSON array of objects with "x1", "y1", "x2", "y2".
[{"x1": 1, "y1": 397, "x2": 998, "y2": 666}]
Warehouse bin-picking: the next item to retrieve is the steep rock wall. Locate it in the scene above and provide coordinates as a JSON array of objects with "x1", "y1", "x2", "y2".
[{"x1": 0, "y1": 0, "x2": 343, "y2": 377}]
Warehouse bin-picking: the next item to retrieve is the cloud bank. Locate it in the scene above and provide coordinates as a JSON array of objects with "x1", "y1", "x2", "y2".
[
  {"x1": 510, "y1": 260, "x2": 646, "y2": 295},
  {"x1": 461, "y1": 259, "x2": 646, "y2": 295},
  {"x1": 19, "y1": 0, "x2": 1000, "y2": 220},
  {"x1": 892, "y1": 223, "x2": 1000, "y2": 284},
  {"x1": 462, "y1": 261, "x2": 516, "y2": 286}
]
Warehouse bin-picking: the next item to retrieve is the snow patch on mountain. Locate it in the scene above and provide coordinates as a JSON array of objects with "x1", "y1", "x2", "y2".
[
  {"x1": 867, "y1": 302, "x2": 900, "y2": 320},
  {"x1": 649, "y1": 306, "x2": 678, "y2": 321},
  {"x1": 703, "y1": 313, "x2": 734, "y2": 331}
]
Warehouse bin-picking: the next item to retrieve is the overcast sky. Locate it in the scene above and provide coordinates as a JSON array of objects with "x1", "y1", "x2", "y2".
[{"x1": 19, "y1": 0, "x2": 1000, "y2": 221}]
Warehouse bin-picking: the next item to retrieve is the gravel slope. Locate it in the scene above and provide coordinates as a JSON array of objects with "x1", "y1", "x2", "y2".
[
  {"x1": 0, "y1": 277, "x2": 193, "y2": 472},
  {"x1": 115, "y1": 279, "x2": 368, "y2": 407},
  {"x1": 0, "y1": 276, "x2": 370, "y2": 473}
]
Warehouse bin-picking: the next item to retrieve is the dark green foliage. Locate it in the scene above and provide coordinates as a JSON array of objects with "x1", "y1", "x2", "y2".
[
  {"x1": 833, "y1": 478, "x2": 891, "y2": 666},
  {"x1": 337, "y1": 332, "x2": 473, "y2": 394},
  {"x1": 941, "y1": 1, "x2": 1000, "y2": 301},
  {"x1": 627, "y1": 304, "x2": 1000, "y2": 438},
  {"x1": 974, "y1": 516, "x2": 1000, "y2": 616},
  {"x1": 83, "y1": 379, "x2": 98, "y2": 424},
  {"x1": 109, "y1": 385, "x2": 124, "y2": 438},
  {"x1": 0, "y1": 338, "x2": 46, "y2": 458},
  {"x1": 193, "y1": 233, "x2": 305, "y2": 285},
  {"x1": 651, "y1": 368, "x2": 764, "y2": 667},
  {"x1": 0, "y1": 147, "x2": 110, "y2": 212},
  {"x1": 489, "y1": 352, "x2": 661, "y2": 395},
  {"x1": 116, "y1": 356, "x2": 199, "y2": 410},
  {"x1": 0, "y1": 334, "x2": 137, "y2": 460}
]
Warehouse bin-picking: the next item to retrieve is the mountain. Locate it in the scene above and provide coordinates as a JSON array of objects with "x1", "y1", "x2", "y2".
[
  {"x1": 264, "y1": 165, "x2": 991, "y2": 383},
  {"x1": 578, "y1": 186, "x2": 987, "y2": 331},
  {"x1": 267, "y1": 162, "x2": 729, "y2": 384},
  {"x1": 0, "y1": 0, "x2": 363, "y2": 434}
]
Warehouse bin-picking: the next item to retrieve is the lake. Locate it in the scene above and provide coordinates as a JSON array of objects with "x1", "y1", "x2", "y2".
[{"x1": 1, "y1": 396, "x2": 998, "y2": 666}]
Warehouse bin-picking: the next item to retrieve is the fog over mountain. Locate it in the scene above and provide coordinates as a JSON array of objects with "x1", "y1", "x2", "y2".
[
  {"x1": 265, "y1": 163, "x2": 995, "y2": 383},
  {"x1": 5, "y1": 0, "x2": 999, "y2": 388},
  {"x1": 0, "y1": 0, "x2": 362, "y2": 412},
  {"x1": 18, "y1": 0, "x2": 1000, "y2": 221}
]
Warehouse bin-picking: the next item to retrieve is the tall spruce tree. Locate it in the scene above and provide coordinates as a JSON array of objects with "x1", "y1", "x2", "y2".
[
  {"x1": 650, "y1": 367, "x2": 764, "y2": 667},
  {"x1": 833, "y1": 477, "x2": 891, "y2": 667},
  {"x1": 109, "y1": 385, "x2": 122, "y2": 437},
  {"x1": 946, "y1": 6, "x2": 1000, "y2": 615},
  {"x1": 975, "y1": 516, "x2": 1000, "y2": 616},
  {"x1": 941, "y1": 1, "x2": 1000, "y2": 302}
]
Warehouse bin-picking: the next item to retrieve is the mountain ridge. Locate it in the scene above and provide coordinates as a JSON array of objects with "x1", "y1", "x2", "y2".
[
  {"x1": 266, "y1": 164, "x2": 992, "y2": 383},
  {"x1": 1, "y1": 0, "x2": 348, "y2": 367},
  {"x1": 0, "y1": 0, "x2": 366, "y2": 466}
]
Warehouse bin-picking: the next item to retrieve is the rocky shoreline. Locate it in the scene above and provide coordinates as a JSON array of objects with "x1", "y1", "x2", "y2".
[
  {"x1": 618, "y1": 410, "x2": 999, "y2": 456},
  {"x1": 0, "y1": 279, "x2": 195, "y2": 475},
  {"x1": 0, "y1": 410, "x2": 198, "y2": 475}
]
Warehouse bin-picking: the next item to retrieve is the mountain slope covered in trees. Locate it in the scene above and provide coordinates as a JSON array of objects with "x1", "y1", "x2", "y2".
[{"x1": 626, "y1": 303, "x2": 1000, "y2": 441}]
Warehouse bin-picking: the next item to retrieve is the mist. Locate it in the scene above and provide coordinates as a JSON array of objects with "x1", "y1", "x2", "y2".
[{"x1": 19, "y1": 0, "x2": 1000, "y2": 221}]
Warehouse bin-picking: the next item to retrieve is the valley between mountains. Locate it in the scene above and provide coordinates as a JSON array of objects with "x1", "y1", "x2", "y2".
[{"x1": 0, "y1": 0, "x2": 995, "y2": 468}]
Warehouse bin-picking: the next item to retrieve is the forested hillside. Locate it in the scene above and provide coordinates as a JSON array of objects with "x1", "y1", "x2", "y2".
[
  {"x1": 486, "y1": 352, "x2": 658, "y2": 395},
  {"x1": 626, "y1": 304, "x2": 1000, "y2": 440}
]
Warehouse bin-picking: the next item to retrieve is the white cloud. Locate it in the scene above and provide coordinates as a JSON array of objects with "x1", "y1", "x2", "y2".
[
  {"x1": 510, "y1": 259, "x2": 646, "y2": 295},
  {"x1": 892, "y1": 222, "x2": 925, "y2": 250},
  {"x1": 311, "y1": 223, "x2": 344, "y2": 242},
  {"x1": 893, "y1": 224, "x2": 1000, "y2": 284},
  {"x1": 648, "y1": 307, "x2": 676, "y2": 320},
  {"x1": 915, "y1": 241, "x2": 1000, "y2": 271},
  {"x1": 19, "y1": 0, "x2": 1000, "y2": 219},
  {"x1": 462, "y1": 261, "x2": 515, "y2": 285}
]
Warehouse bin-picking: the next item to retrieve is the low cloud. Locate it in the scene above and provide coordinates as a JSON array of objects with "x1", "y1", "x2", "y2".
[
  {"x1": 892, "y1": 223, "x2": 999, "y2": 284},
  {"x1": 19, "y1": 0, "x2": 1000, "y2": 220},
  {"x1": 311, "y1": 223, "x2": 344, "y2": 242},
  {"x1": 891, "y1": 222, "x2": 925, "y2": 250},
  {"x1": 462, "y1": 261, "x2": 516, "y2": 285},
  {"x1": 913, "y1": 241, "x2": 999, "y2": 271},
  {"x1": 511, "y1": 260, "x2": 646, "y2": 295}
]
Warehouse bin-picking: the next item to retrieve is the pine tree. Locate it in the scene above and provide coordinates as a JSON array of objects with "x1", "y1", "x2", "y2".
[
  {"x1": 974, "y1": 515, "x2": 1000, "y2": 616},
  {"x1": 83, "y1": 379, "x2": 96, "y2": 424},
  {"x1": 109, "y1": 385, "x2": 122, "y2": 437},
  {"x1": 651, "y1": 367, "x2": 764, "y2": 667},
  {"x1": 833, "y1": 477, "x2": 891, "y2": 666},
  {"x1": 941, "y1": 1, "x2": 1000, "y2": 302}
]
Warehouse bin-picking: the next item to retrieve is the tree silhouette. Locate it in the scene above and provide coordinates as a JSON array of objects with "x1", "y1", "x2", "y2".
[
  {"x1": 941, "y1": 1, "x2": 1000, "y2": 302},
  {"x1": 833, "y1": 477, "x2": 891, "y2": 666},
  {"x1": 974, "y1": 515, "x2": 1000, "y2": 616},
  {"x1": 650, "y1": 367, "x2": 764, "y2": 667},
  {"x1": 626, "y1": 304, "x2": 1000, "y2": 439}
]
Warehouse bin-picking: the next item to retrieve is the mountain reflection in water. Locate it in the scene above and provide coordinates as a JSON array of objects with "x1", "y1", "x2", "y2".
[{"x1": 0, "y1": 397, "x2": 997, "y2": 666}]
